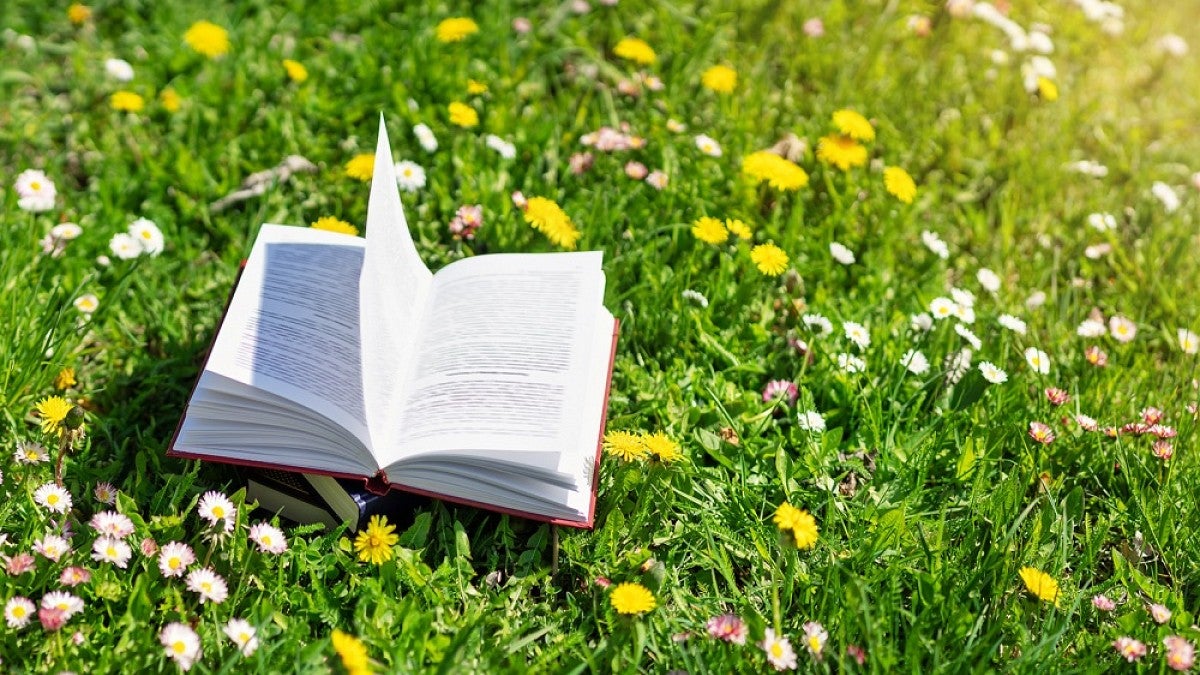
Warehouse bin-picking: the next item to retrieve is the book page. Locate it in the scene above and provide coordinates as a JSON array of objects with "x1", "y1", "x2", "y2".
[
  {"x1": 359, "y1": 117, "x2": 434, "y2": 454},
  {"x1": 203, "y1": 224, "x2": 373, "y2": 449},
  {"x1": 379, "y1": 251, "x2": 604, "y2": 471}
]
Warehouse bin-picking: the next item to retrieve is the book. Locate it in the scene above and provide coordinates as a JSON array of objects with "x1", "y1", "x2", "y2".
[
  {"x1": 170, "y1": 117, "x2": 618, "y2": 528},
  {"x1": 245, "y1": 468, "x2": 425, "y2": 531}
]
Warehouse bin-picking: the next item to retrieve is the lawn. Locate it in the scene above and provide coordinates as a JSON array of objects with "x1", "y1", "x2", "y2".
[{"x1": 2, "y1": 0, "x2": 1199, "y2": 672}]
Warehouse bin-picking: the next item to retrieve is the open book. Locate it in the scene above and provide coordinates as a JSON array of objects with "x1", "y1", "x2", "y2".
[{"x1": 170, "y1": 118, "x2": 618, "y2": 527}]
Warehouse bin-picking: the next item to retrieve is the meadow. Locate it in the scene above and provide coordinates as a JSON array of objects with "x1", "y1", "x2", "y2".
[{"x1": 2, "y1": 0, "x2": 1200, "y2": 672}]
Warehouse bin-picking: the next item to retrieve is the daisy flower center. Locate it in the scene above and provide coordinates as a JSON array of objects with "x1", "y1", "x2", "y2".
[
  {"x1": 14, "y1": 607, "x2": 26, "y2": 617},
  {"x1": 172, "y1": 641, "x2": 187, "y2": 654},
  {"x1": 31, "y1": 181, "x2": 41, "y2": 191},
  {"x1": 770, "y1": 644, "x2": 783, "y2": 658},
  {"x1": 47, "y1": 494, "x2": 60, "y2": 505},
  {"x1": 169, "y1": 557, "x2": 181, "y2": 569},
  {"x1": 212, "y1": 506, "x2": 225, "y2": 518}
]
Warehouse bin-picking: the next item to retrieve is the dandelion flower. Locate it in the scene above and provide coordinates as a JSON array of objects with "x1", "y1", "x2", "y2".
[
  {"x1": 67, "y1": 4, "x2": 91, "y2": 24},
  {"x1": 282, "y1": 59, "x2": 308, "y2": 83},
  {"x1": 1024, "y1": 348, "x2": 1051, "y2": 374},
  {"x1": 447, "y1": 101, "x2": 479, "y2": 128},
  {"x1": 5, "y1": 597, "x2": 35, "y2": 629},
  {"x1": 54, "y1": 367, "x2": 77, "y2": 390},
  {"x1": 884, "y1": 166, "x2": 917, "y2": 203},
  {"x1": 691, "y1": 217, "x2": 728, "y2": 245},
  {"x1": 394, "y1": 160, "x2": 427, "y2": 191},
  {"x1": 91, "y1": 536, "x2": 132, "y2": 568},
  {"x1": 706, "y1": 614, "x2": 748, "y2": 644},
  {"x1": 610, "y1": 582, "x2": 656, "y2": 615},
  {"x1": 1109, "y1": 316, "x2": 1136, "y2": 343},
  {"x1": 345, "y1": 153, "x2": 375, "y2": 181},
  {"x1": 354, "y1": 514, "x2": 398, "y2": 565},
  {"x1": 642, "y1": 432, "x2": 683, "y2": 462},
  {"x1": 816, "y1": 134, "x2": 868, "y2": 170},
  {"x1": 1113, "y1": 636, "x2": 1146, "y2": 662},
  {"x1": 161, "y1": 622, "x2": 202, "y2": 671},
  {"x1": 523, "y1": 197, "x2": 580, "y2": 249},
  {"x1": 695, "y1": 134, "x2": 723, "y2": 157},
  {"x1": 332, "y1": 629, "x2": 371, "y2": 674},
  {"x1": 436, "y1": 17, "x2": 479, "y2": 43},
  {"x1": 184, "y1": 20, "x2": 230, "y2": 58},
  {"x1": 603, "y1": 430, "x2": 647, "y2": 461},
  {"x1": 832, "y1": 109, "x2": 874, "y2": 142},
  {"x1": 613, "y1": 37, "x2": 656, "y2": 65},
  {"x1": 751, "y1": 244, "x2": 789, "y2": 276},
  {"x1": 773, "y1": 502, "x2": 819, "y2": 549},
  {"x1": 249, "y1": 522, "x2": 288, "y2": 554},
  {"x1": 311, "y1": 217, "x2": 358, "y2": 236},
  {"x1": 1019, "y1": 566, "x2": 1060, "y2": 606},
  {"x1": 978, "y1": 362, "x2": 1007, "y2": 384},
  {"x1": 760, "y1": 629, "x2": 798, "y2": 671},
  {"x1": 159, "y1": 541, "x2": 196, "y2": 578},
  {"x1": 110, "y1": 91, "x2": 144, "y2": 113},
  {"x1": 186, "y1": 567, "x2": 229, "y2": 604},
  {"x1": 701, "y1": 65, "x2": 738, "y2": 93},
  {"x1": 160, "y1": 88, "x2": 182, "y2": 112},
  {"x1": 224, "y1": 618, "x2": 260, "y2": 656}
]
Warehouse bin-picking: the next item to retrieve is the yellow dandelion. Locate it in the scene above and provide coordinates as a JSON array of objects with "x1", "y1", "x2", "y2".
[
  {"x1": 1036, "y1": 77, "x2": 1058, "y2": 101},
  {"x1": 466, "y1": 79, "x2": 488, "y2": 95},
  {"x1": 773, "y1": 502, "x2": 819, "y2": 549},
  {"x1": 436, "y1": 17, "x2": 479, "y2": 43},
  {"x1": 311, "y1": 217, "x2": 359, "y2": 236},
  {"x1": 832, "y1": 109, "x2": 875, "y2": 142},
  {"x1": 447, "y1": 102, "x2": 479, "y2": 128},
  {"x1": 55, "y1": 367, "x2": 77, "y2": 391},
  {"x1": 642, "y1": 432, "x2": 683, "y2": 463},
  {"x1": 613, "y1": 37, "x2": 656, "y2": 65},
  {"x1": 345, "y1": 153, "x2": 375, "y2": 181},
  {"x1": 183, "y1": 20, "x2": 230, "y2": 59},
  {"x1": 353, "y1": 515, "x2": 398, "y2": 565},
  {"x1": 741, "y1": 151, "x2": 809, "y2": 191},
  {"x1": 884, "y1": 167, "x2": 917, "y2": 204},
  {"x1": 523, "y1": 196, "x2": 581, "y2": 249},
  {"x1": 816, "y1": 134, "x2": 868, "y2": 171},
  {"x1": 691, "y1": 217, "x2": 728, "y2": 245},
  {"x1": 1019, "y1": 566, "x2": 1060, "y2": 606},
  {"x1": 110, "y1": 91, "x2": 145, "y2": 113},
  {"x1": 701, "y1": 65, "x2": 738, "y2": 93},
  {"x1": 67, "y1": 3, "x2": 91, "y2": 24},
  {"x1": 282, "y1": 59, "x2": 308, "y2": 83},
  {"x1": 35, "y1": 396, "x2": 73, "y2": 436},
  {"x1": 750, "y1": 243, "x2": 789, "y2": 276},
  {"x1": 159, "y1": 88, "x2": 181, "y2": 113},
  {"x1": 609, "y1": 582, "x2": 656, "y2": 615},
  {"x1": 725, "y1": 219, "x2": 752, "y2": 239},
  {"x1": 331, "y1": 629, "x2": 372, "y2": 675},
  {"x1": 604, "y1": 430, "x2": 648, "y2": 462}
]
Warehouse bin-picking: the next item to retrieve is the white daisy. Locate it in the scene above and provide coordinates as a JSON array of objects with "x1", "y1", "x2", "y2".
[
  {"x1": 14, "y1": 169, "x2": 57, "y2": 212},
  {"x1": 760, "y1": 629, "x2": 798, "y2": 671},
  {"x1": 829, "y1": 242, "x2": 855, "y2": 265},
  {"x1": 109, "y1": 232, "x2": 141, "y2": 260},
  {"x1": 997, "y1": 314, "x2": 1028, "y2": 335},
  {"x1": 128, "y1": 218, "x2": 164, "y2": 256},
  {"x1": 1109, "y1": 316, "x2": 1137, "y2": 343},
  {"x1": 955, "y1": 324, "x2": 982, "y2": 350},
  {"x1": 950, "y1": 287, "x2": 976, "y2": 308},
  {"x1": 1024, "y1": 347, "x2": 1051, "y2": 374},
  {"x1": 921, "y1": 230, "x2": 949, "y2": 259},
  {"x1": 1085, "y1": 243, "x2": 1111, "y2": 259},
  {"x1": 977, "y1": 268, "x2": 1001, "y2": 293},
  {"x1": 104, "y1": 57, "x2": 135, "y2": 81},
  {"x1": 681, "y1": 289, "x2": 709, "y2": 307},
  {"x1": 413, "y1": 123, "x2": 438, "y2": 152},
  {"x1": 14, "y1": 440, "x2": 49, "y2": 464},
  {"x1": 694, "y1": 134, "x2": 722, "y2": 157},
  {"x1": 802, "y1": 313, "x2": 834, "y2": 336},
  {"x1": 1027, "y1": 30, "x2": 1054, "y2": 54},
  {"x1": 51, "y1": 222, "x2": 83, "y2": 240},
  {"x1": 248, "y1": 522, "x2": 288, "y2": 554},
  {"x1": 837, "y1": 352, "x2": 866, "y2": 373},
  {"x1": 1086, "y1": 212, "x2": 1117, "y2": 232},
  {"x1": 1065, "y1": 160, "x2": 1108, "y2": 178},
  {"x1": 394, "y1": 160, "x2": 426, "y2": 192},
  {"x1": 1076, "y1": 319, "x2": 1107, "y2": 337},
  {"x1": 196, "y1": 490, "x2": 236, "y2": 531},
  {"x1": 929, "y1": 297, "x2": 957, "y2": 320},
  {"x1": 1025, "y1": 290, "x2": 1047, "y2": 309},
  {"x1": 1151, "y1": 181, "x2": 1180, "y2": 213},
  {"x1": 843, "y1": 321, "x2": 870, "y2": 349},
  {"x1": 224, "y1": 618, "x2": 260, "y2": 656},
  {"x1": 979, "y1": 361, "x2": 1008, "y2": 384},
  {"x1": 1156, "y1": 34, "x2": 1189, "y2": 57},
  {"x1": 160, "y1": 622, "x2": 203, "y2": 671},
  {"x1": 953, "y1": 303, "x2": 976, "y2": 324},
  {"x1": 34, "y1": 482, "x2": 73, "y2": 513},
  {"x1": 158, "y1": 541, "x2": 196, "y2": 578},
  {"x1": 33, "y1": 534, "x2": 70, "y2": 562},
  {"x1": 89, "y1": 511, "x2": 135, "y2": 538},
  {"x1": 40, "y1": 591, "x2": 84, "y2": 619},
  {"x1": 1177, "y1": 329, "x2": 1198, "y2": 354},
  {"x1": 92, "y1": 536, "x2": 133, "y2": 568},
  {"x1": 797, "y1": 410, "x2": 826, "y2": 432},
  {"x1": 4, "y1": 597, "x2": 35, "y2": 629},
  {"x1": 901, "y1": 349, "x2": 930, "y2": 375},
  {"x1": 1076, "y1": 414, "x2": 1099, "y2": 431},
  {"x1": 186, "y1": 567, "x2": 229, "y2": 604},
  {"x1": 74, "y1": 293, "x2": 99, "y2": 314},
  {"x1": 485, "y1": 134, "x2": 516, "y2": 159},
  {"x1": 666, "y1": 118, "x2": 687, "y2": 133},
  {"x1": 911, "y1": 313, "x2": 933, "y2": 331},
  {"x1": 93, "y1": 481, "x2": 118, "y2": 505}
]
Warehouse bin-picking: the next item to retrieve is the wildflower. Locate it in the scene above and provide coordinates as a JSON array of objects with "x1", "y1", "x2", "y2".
[
  {"x1": 1024, "y1": 348, "x2": 1050, "y2": 374},
  {"x1": 1177, "y1": 329, "x2": 1198, "y2": 354},
  {"x1": 224, "y1": 618, "x2": 260, "y2": 656},
  {"x1": 1164, "y1": 636, "x2": 1195, "y2": 672},
  {"x1": 1044, "y1": 388, "x2": 1069, "y2": 406},
  {"x1": 41, "y1": 222, "x2": 83, "y2": 257},
  {"x1": 707, "y1": 614, "x2": 748, "y2": 644},
  {"x1": 184, "y1": 20, "x2": 230, "y2": 58},
  {"x1": 39, "y1": 608, "x2": 68, "y2": 632},
  {"x1": 804, "y1": 17, "x2": 825, "y2": 36},
  {"x1": 977, "y1": 268, "x2": 1001, "y2": 292},
  {"x1": 761, "y1": 629, "x2": 798, "y2": 671},
  {"x1": 613, "y1": 37, "x2": 656, "y2": 65},
  {"x1": 161, "y1": 622, "x2": 202, "y2": 671},
  {"x1": 1152, "y1": 440, "x2": 1173, "y2": 460},
  {"x1": 978, "y1": 362, "x2": 1007, "y2": 384},
  {"x1": 843, "y1": 321, "x2": 870, "y2": 349},
  {"x1": 1076, "y1": 319, "x2": 1106, "y2": 337},
  {"x1": 1028, "y1": 422, "x2": 1055, "y2": 444},
  {"x1": 354, "y1": 514, "x2": 398, "y2": 565},
  {"x1": 797, "y1": 411, "x2": 826, "y2": 432},
  {"x1": 394, "y1": 160, "x2": 426, "y2": 191},
  {"x1": 1113, "y1": 637, "x2": 1146, "y2": 662},
  {"x1": 5, "y1": 597, "x2": 35, "y2": 629},
  {"x1": 105, "y1": 58, "x2": 135, "y2": 82},
  {"x1": 71, "y1": 293, "x2": 99, "y2": 314},
  {"x1": 448, "y1": 103, "x2": 480, "y2": 130},
  {"x1": 837, "y1": 353, "x2": 866, "y2": 373},
  {"x1": 1026, "y1": 291, "x2": 1048, "y2": 309},
  {"x1": 803, "y1": 313, "x2": 834, "y2": 336},
  {"x1": 332, "y1": 629, "x2": 371, "y2": 675},
  {"x1": 1086, "y1": 212, "x2": 1117, "y2": 232},
  {"x1": 1085, "y1": 345, "x2": 1108, "y2": 367},
  {"x1": 695, "y1": 134, "x2": 723, "y2": 157},
  {"x1": 603, "y1": 430, "x2": 647, "y2": 461},
  {"x1": 92, "y1": 536, "x2": 132, "y2": 568},
  {"x1": 311, "y1": 217, "x2": 358, "y2": 236},
  {"x1": 141, "y1": 537, "x2": 158, "y2": 556},
  {"x1": 1035, "y1": 77, "x2": 1058, "y2": 101},
  {"x1": 14, "y1": 168, "x2": 57, "y2": 212},
  {"x1": 751, "y1": 244, "x2": 789, "y2": 276},
  {"x1": 485, "y1": 135, "x2": 516, "y2": 159},
  {"x1": 624, "y1": 161, "x2": 648, "y2": 180},
  {"x1": 67, "y1": 4, "x2": 91, "y2": 24},
  {"x1": 911, "y1": 313, "x2": 933, "y2": 331},
  {"x1": 159, "y1": 88, "x2": 182, "y2": 112},
  {"x1": 186, "y1": 567, "x2": 229, "y2": 604},
  {"x1": 847, "y1": 644, "x2": 868, "y2": 666},
  {"x1": 34, "y1": 481, "x2": 73, "y2": 513},
  {"x1": 110, "y1": 91, "x2": 145, "y2": 113},
  {"x1": 953, "y1": 303, "x2": 976, "y2": 324},
  {"x1": 1141, "y1": 407, "x2": 1164, "y2": 425},
  {"x1": 691, "y1": 217, "x2": 728, "y2": 245},
  {"x1": 955, "y1": 324, "x2": 982, "y2": 350},
  {"x1": 774, "y1": 502, "x2": 819, "y2": 549},
  {"x1": 52, "y1": 367, "x2": 77, "y2": 391},
  {"x1": 720, "y1": 219, "x2": 749, "y2": 240},
  {"x1": 413, "y1": 123, "x2": 438, "y2": 152},
  {"x1": 60, "y1": 566, "x2": 91, "y2": 586},
  {"x1": 816, "y1": 134, "x2": 868, "y2": 170},
  {"x1": 998, "y1": 314, "x2": 1027, "y2": 334},
  {"x1": 882, "y1": 166, "x2": 917, "y2": 203},
  {"x1": 829, "y1": 242, "x2": 855, "y2": 265},
  {"x1": 197, "y1": 491, "x2": 236, "y2": 531},
  {"x1": 568, "y1": 152, "x2": 594, "y2": 175},
  {"x1": 701, "y1": 64, "x2": 738, "y2": 93},
  {"x1": 448, "y1": 204, "x2": 483, "y2": 240},
  {"x1": 951, "y1": 287, "x2": 976, "y2": 309},
  {"x1": 682, "y1": 289, "x2": 709, "y2": 307},
  {"x1": 158, "y1": 542, "x2": 195, "y2": 577},
  {"x1": 666, "y1": 118, "x2": 686, "y2": 133},
  {"x1": 436, "y1": 17, "x2": 479, "y2": 43},
  {"x1": 15, "y1": 440, "x2": 49, "y2": 464},
  {"x1": 802, "y1": 622, "x2": 828, "y2": 660},
  {"x1": 1108, "y1": 316, "x2": 1136, "y2": 342},
  {"x1": 832, "y1": 110, "x2": 874, "y2": 142},
  {"x1": 921, "y1": 230, "x2": 949, "y2": 259},
  {"x1": 282, "y1": 59, "x2": 308, "y2": 82},
  {"x1": 646, "y1": 170, "x2": 669, "y2": 189},
  {"x1": 33, "y1": 534, "x2": 70, "y2": 562},
  {"x1": 1150, "y1": 603, "x2": 1172, "y2": 624},
  {"x1": 1018, "y1": 567, "x2": 1060, "y2": 606},
  {"x1": 6, "y1": 552, "x2": 36, "y2": 575},
  {"x1": 1092, "y1": 594, "x2": 1116, "y2": 611},
  {"x1": 523, "y1": 196, "x2": 581, "y2": 249},
  {"x1": 643, "y1": 432, "x2": 683, "y2": 462},
  {"x1": 345, "y1": 153, "x2": 375, "y2": 181},
  {"x1": 1076, "y1": 414, "x2": 1099, "y2": 431},
  {"x1": 1152, "y1": 181, "x2": 1180, "y2": 213},
  {"x1": 90, "y1": 511, "x2": 135, "y2": 538},
  {"x1": 763, "y1": 380, "x2": 798, "y2": 405},
  {"x1": 110, "y1": 232, "x2": 141, "y2": 259},
  {"x1": 945, "y1": 349, "x2": 973, "y2": 384},
  {"x1": 467, "y1": 78, "x2": 487, "y2": 93},
  {"x1": 41, "y1": 591, "x2": 84, "y2": 619},
  {"x1": 610, "y1": 582, "x2": 656, "y2": 615},
  {"x1": 127, "y1": 217, "x2": 164, "y2": 255},
  {"x1": 512, "y1": 17, "x2": 532, "y2": 33},
  {"x1": 902, "y1": 349, "x2": 930, "y2": 375}
]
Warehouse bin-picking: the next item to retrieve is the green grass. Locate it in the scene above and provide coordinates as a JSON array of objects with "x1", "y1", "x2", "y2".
[{"x1": 2, "y1": 0, "x2": 1199, "y2": 672}]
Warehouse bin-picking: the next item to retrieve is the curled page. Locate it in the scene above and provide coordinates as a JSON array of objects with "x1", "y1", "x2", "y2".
[{"x1": 359, "y1": 116, "x2": 434, "y2": 452}]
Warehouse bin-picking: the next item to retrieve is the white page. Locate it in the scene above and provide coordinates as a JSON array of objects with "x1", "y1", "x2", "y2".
[
  {"x1": 380, "y1": 251, "x2": 604, "y2": 469},
  {"x1": 203, "y1": 224, "x2": 373, "y2": 449},
  {"x1": 359, "y1": 116, "x2": 434, "y2": 455}
]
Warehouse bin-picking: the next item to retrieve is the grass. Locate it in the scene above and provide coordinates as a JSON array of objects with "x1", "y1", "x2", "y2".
[{"x1": 2, "y1": 0, "x2": 1200, "y2": 672}]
